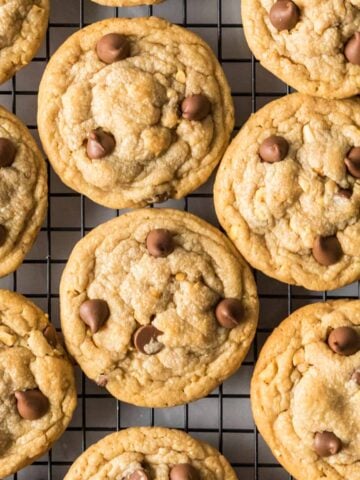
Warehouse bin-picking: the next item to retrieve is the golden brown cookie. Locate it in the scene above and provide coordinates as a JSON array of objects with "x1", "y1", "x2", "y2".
[
  {"x1": 242, "y1": 0, "x2": 360, "y2": 99},
  {"x1": 215, "y1": 93, "x2": 360, "y2": 291},
  {"x1": 38, "y1": 17, "x2": 234, "y2": 209},
  {"x1": 0, "y1": 0, "x2": 49, "y2": 85},
  {"x1": 60, "y1": 208, "x2": 258, "y2": 407},
  {"x1": 0, "y1": 290, "x2": 77, "y2": 478},
  {"x1": 64, "y1": 427, "x2": 237, "y2": 480},
  {"x1": 251, "y1": 300, "x2": 360, "y2": 480},
  {"x1": 0, "y1": 106, "x2": 47, "y2": 278}
]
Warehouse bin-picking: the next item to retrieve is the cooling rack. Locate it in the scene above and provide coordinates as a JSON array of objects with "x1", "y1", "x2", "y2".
[{"x1": 3, "y1": 1, "x2": 359, "y2": 479}]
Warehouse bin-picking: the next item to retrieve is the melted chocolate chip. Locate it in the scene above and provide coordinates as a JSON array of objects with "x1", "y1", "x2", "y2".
[
  {"x1": 337, "y1": 188, "x2": 352, "y2": 199},
  {"x1": 15, "y1": 389, "x2": 49, "y2": 420},
  {"x1": 314, "y1": 431, "x2": 342, "y2": 457},
  {"x1": 0, "y1": 138, "x2": 16, "y2": 167},
  {"x1": 134, "y1": 325, "x2": 163, "y2": 355},
  {"x1": 344, "y1": 32, "x2": 360, "y2": 65},
  {"x1": 181, "y1": 95, "x2": 211, "y2": 121},
  {"x1": 312, "y1": 236, "x2": 343, "y2": 266},
  {"x1": 87, "y1": 129, "x2": 115, "y2": 159},
  {"x1": 96, "y1": 33, "x2": 130, "y2": 64},
  {"x1": 259, "y1": 135, "x2": 289, "y2": 163},
  {"x1": 0, "y1": 225, "x2": 7, "y2": 247},
  {"x1": 215, "y1": 298, "x2": 243, "y2": 329},
  {"x1": 146, "y1": 229, "x2": 174, "y2": 258},
  {"x1": 79, "y1": 299, "x2": 110, "y2": 333},
  {"x1": 128, "y1": 471, "x2": 149, "y2": 480},
  {"x1": 170, "y1": 464, "x2": 200, "y2": 480},
  {"x1": 269, "y1": 0, "x2": 300, "y2": 31},
  {"x1": 328, "y1": 326, "x2": 360, "y2": 356},
  {"x1": 345, "y1": 147, "x2": 360, "y2": 178},
  {"x1": 43, "y1": 324, "x2": 58, "y2": 347}
]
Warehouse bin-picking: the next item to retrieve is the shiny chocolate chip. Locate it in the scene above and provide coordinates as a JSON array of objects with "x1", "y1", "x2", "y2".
[
  {"x1": 312, "y1": 236, "x2": 343, "y2": 266},
  {"x1": 87, "y1": 129, "x2": 115, "y2": 159},
  {"x1": 328, "y1": 326, "x2": 360, "y2": 356},
  {"x1": 15, "y1": 389, "x2": 49, "y2": 420},
  {"x1": 337, "y1": 188, "x2": 352, "y2": 199},
  {"x1": 0, "y1": 138, "x2": 16, "y2": 167},
  {"x1": 344, "y1": 32, "x2": 360, "y2": 65},
  {"x1": 215, "y1": 298, "x2": 243, "y2": 329},
  {"x1": 259, "y1": 135, "x2": 289, "y2": 163},
  {"x1": 146, "y1": 229, "x2": 174, "y2": 258},
  {"x1": 181, "y1": 95, "x2": 211, "y2": 121},
  {"x1": 314, "y1": 431, "x2": 342, "y2": 457},
  {"x1": 96, "y1": 33, "x2": 130, "y2": 64},
  {"x1": 129, "y1": 471, "x2": 149, "y2": 480},
  {"x1": 170, "y1": 464, "x2": 200, "y2": 480},
  {"x1": 269, "y1": 0, "x2": 300, "y2": 31},
  {"x1": 345, "y1": 147, "x2": 360, "y2": 178},
  {"x1": 134, "y1": 325, "x2": 163, "y2": 355},
  {"x1": 79, "y1": 299, "x2": 110, "y2": 334},
  {"x1": 43, "y1": 324, "x2": 58, "y2": 347}
]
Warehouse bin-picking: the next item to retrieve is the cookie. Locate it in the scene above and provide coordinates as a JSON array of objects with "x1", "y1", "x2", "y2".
[
  {"x1": 0, "y1": 0, "x2": 49, "y2": 85},
  {"x1": 242, "y1": 0, "x2": 360, "y2": 99},
  {"x1": 64, "y1": 426, "x2": 237, "y2": 480},
  {"x1": 60, "y1": 208, "x2": 258, "y2": 407},
  {"x1": 0, "y1": 106, "x2": 47, "y2": 278},
  {"x1": 0, "y1": 290, "x2": 77, "y2": 478},
  {"x1": 251, "y1": 300, "x2": 360, "y2": 480},
  {"x1": 91, "y1": 0, "x2": 163, "y2": 5},
  {"x1": 215, "y1": 93, "x2": 360, "y2": 291},
  {"x1": 38, "y1": 17, "x2": 234, "y2": 208}
]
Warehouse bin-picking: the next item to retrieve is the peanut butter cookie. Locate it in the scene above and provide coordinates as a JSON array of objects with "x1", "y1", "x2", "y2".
[
  {"x1": 252, "y1": 300, "x2": 360, "y2": 480},
  {"x1": 215, "y1": 93, "x2": 360, "y2": 291},
  {"x1": 60, "y1": 208, "x2": 258, "y2": 407},
  {"x1": 38, "y1": 17, "x2": 234, "y2": 208}
]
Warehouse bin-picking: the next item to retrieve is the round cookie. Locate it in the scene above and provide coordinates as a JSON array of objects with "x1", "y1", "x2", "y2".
[
  {"x1": 0, "y1": 0, "x2": 49, "y2": 85},
  {"x1": 38, "y1": 17, "x2": 234, "y2": 209},
  {"x1": 0, "y1": 106, "x2": 47, "y2": 278},
  {"x1": 251, "y1": 300, "x2": 360, "y2": 480},
  {"x1": 242, "y1": 0, "x2": 360, "y2": 99},
  {"x1": 0, "y1": 290, "x2": 77, "y2": 478},
  {"x1": 60, "y1": 208, "x2": 258, "y2": 407},
  {"x1": 64, "y1": 427, "x2": 237, "y2": 480},
  {"x1": 215, "y1": 93, "x2": 360, "y2": 291},
  {"x1": 91, "y1": 0, "x2": 163, "y2": 5}
]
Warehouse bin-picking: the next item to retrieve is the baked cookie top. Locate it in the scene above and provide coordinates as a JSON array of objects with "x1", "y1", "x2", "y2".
[
  {"x1": 38, "y1": 17, "x2": 234, "y2": 209},
  {"x1": 0, "y1": 0, "x2": 49, "y2": 85},
  {"x1": 251, "y1": 300, "x2": 360, "y2": 480},
  {"x1": 242, "y1": 0, "x2": 360, "y2": 99},
  {"x1": 91, "y1": 0, "x2": 163, "y2": 5},
  {"x1": 60, "y1": 208, "x2": 258, "y2": 407},
  {"x1": 64, "y1": 427, "x2": 237, "y2": 480},
  {"x1": 215, "y1": 93, "x2": 360, "y2": 291},
  {"x1": 0, "y1": 290, "x2": 77, "y2": 478},
  {"x1": 0, "y1": 106, "x2": 47, "y2": 278}
]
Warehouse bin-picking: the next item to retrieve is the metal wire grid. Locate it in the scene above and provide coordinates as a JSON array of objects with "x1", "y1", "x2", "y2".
[{"x1": 2, "y1": 0, "x2": 360, "y2": 479}]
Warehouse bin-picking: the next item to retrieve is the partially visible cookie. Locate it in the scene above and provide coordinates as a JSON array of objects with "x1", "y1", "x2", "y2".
[
  {"x1": 0, "y1": 0, "x2": 49, "y2": 85},
  {"x1": 91, "y1": 0, "x2": 163, "y2": 5},
  {"x1": 242, "y1": 0, "x2": 360, "y2": 99},
  {"x1": 38, "y1": 17, "x2": 234, "y2": 208},
  {"x1": 64, "y1": 427, "x2": 237, "y2": 479},
  {"x1": 251, "y1": 300, "x2": 360, "y2": 480},
  {"x1": 60, "y1": 208, "x2": 258, "y2": 407},
  {"x1": 215, "y1": 93, "x2": 360, "y2": 291},
  {"x1": 0, "y1": 290, "x2": 77, "y2": 478},
  {"x1": 0, "y1": 106, "x2": 47, "y2": 277}
]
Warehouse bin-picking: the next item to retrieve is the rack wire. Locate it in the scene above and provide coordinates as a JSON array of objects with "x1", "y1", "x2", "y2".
[{"x1": 3, "y1": 0, "x2": 360, "y2": 479}]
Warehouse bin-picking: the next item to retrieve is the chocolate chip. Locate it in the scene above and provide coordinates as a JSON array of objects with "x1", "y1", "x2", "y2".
[
  {"x1": 87, "y1": 129, "x2": 115, "y2": 159},
  {"x1": 337, "y1": 188, "x2": 352, "y2": 199},
  {"x1": 134, "y1": 325, "x2": 163, "y2": 355},
  {"x1": 0, "y1": 138, "x2": 16, "y2": 167},
  {"x1": 181, "y1": 95, "x2": 211, "y2": 121},
  {"x1": 345, "y1": 147, "x2": 360, "y2": 178},
  {"x1": 269, "y1": 0, "x2": 300, "y2": 31},
  {"x1": 0, "y1": 225, "x2": 7, "y2": 247},
  {"x1": 43, "y1": 324, "x2": 58, "y2": 347},
  {"x1": 79, "y1": 299, "x2": 110, "y2": 334},
  {"x1": 259, "y1": 135, "x2": 289, "y2": 163},
  {"x1": 314, "y1": 432, "x2": 342, "y2": 457},
  {"x1": 96, "y1": 33, "x2": 130, "y2": 64},
  {"x1": 146, "y1": 229, "x2": 174, "y2": 258},
  {"x1": 312, "y1": 236, "x2": 343, "y2": 266},
  {"x1": 215, "y1": 298, "x2": 243, "y2": 329},
  {"x1": 344, "y1": 32, "x2": 360, "y2": 65},
  {"x1": 328, "y1": 326, "x2": 360, "y2": 356},
  {"x1": 170, "y1": 464, "x2": 200, "y2": 480},
  {"x1": 352, "y1": 369, "x2": 360, "y2": 384},
  {"x1": 15, "y1": 389, "x2": 49, "y2": 420},
  {"x1": 129, "y1": 471, "x2": 149, "y2": 480}
]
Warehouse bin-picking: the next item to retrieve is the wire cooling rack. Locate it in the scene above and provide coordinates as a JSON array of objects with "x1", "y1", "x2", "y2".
[{"x1": 2, "y1": 0, "x2": 360, "y2": 479}]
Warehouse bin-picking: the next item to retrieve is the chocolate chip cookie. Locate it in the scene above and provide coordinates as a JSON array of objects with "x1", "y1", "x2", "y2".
[
  {"x1": 38, "y1": 17, "x2": 234, "y2": 209},
  {"x1": 0, "y1": 290, "x2": 77, "y2": 478},
  {"x1": 251, "y1": 300, "x2": 360, "y2": 480},
  {"x1": 0, "y1": 106, "x2": 47, "y2": 278},
  {"x1": 242, "y1": 0, "x2": 360, "y2": 99},
  {"x1": 60, "y1": 208, "x2": 258, "y2": 407},
  {"x1": 64, "y1": 427, "x2": 237, "y2": 480},
  {"x1": 215, "y1": 93, "x2": 360, "y2": 291},
  {"x1": 0, "y1": 0, "x2": 49, "y2": 85},
  {"x1": 91, "y1": 0, "x2": 163, "y2": 5}
]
